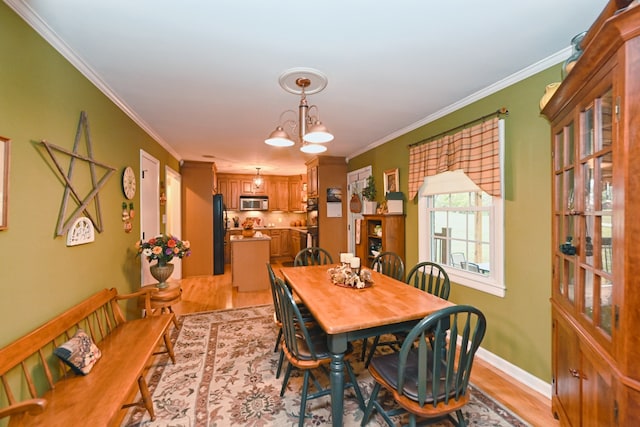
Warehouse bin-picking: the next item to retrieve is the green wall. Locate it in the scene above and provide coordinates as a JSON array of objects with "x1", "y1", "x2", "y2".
[
  {"x1": 349, "y1": 68, "x2": 560, "y2": 382},
  {"x1": 0, "y1": 4, "x2": 179, "y2": 347}
]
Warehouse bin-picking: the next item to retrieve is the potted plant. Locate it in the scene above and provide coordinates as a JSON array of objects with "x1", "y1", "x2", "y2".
[{"x1": 362, "y1": 175, "x2": 377, "y2": 214}]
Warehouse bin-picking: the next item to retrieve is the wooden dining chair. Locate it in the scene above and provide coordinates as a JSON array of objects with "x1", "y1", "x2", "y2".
[
  {"x1": 406, "y1": 261, "x2": 451, "y2": 299},
  {"x1": 266, "y1": 263, "x2": 316, "y2": 379},
  {"x1": 370, "y1": 251, "x2": 405, "y2": 281},
  {"x1": 274, "y1": 277, "x2": 364, "y2": 426},
  {"x1": 361, "y1": 305, "x2": 487, "y2": 427},
  {"x1": 363, "y1": 261, "x2": 451, "y2": 367},
  {"x1": 294, "y1": 247, "x2": 334, "y2": 266},
  {"x1": 361, "y1": 251, "x2": 405, "y2": 362}
]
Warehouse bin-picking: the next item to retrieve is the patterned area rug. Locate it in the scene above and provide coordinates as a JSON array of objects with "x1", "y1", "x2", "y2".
[{"x1": 122, "y1": 305, "x2": 530, "y2": 426}]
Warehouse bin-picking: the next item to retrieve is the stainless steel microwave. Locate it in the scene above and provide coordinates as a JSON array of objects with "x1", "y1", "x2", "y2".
[{"x1": 240, "y1": 196, "x2": 269, "y2": 211}]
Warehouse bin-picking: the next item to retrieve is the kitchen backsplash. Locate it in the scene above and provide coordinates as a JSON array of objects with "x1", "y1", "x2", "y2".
[{"x1": 227, "y1": 211, "x2": 307, "y2": 228}]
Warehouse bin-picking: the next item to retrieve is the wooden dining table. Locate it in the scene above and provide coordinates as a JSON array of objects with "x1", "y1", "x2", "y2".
[{"x1": 280, "y1": 264, "x2": 454, "y2": 427}]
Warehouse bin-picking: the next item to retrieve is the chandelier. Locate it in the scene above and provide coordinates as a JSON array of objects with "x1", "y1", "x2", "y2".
[
  {"x1": 253, "y1": 167, "x2": 263, "y2": 189},
  {"x1": 265, "y1": 68, "x2": 334, "y2": 154}
]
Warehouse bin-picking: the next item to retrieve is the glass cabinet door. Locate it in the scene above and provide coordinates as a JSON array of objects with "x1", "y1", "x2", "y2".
[
  {"x1": 553, "y1": 87, "x2": 614, "y2": 338},
  {"x1": 553, "y1": 122, "x2": 576, "y2": 303},
  {"x1": 579, "y1": 88, "x2": 614, "y2": 336}
]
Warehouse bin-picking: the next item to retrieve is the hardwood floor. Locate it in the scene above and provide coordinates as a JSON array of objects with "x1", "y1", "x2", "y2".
[{"x1": 172, "y1": 261, "x2": 558, "y2": 427}]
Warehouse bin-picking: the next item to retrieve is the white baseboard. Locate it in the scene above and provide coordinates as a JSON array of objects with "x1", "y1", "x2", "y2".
[{"x1": 475, "y1": 345, "x2": 552, "y2": 399}]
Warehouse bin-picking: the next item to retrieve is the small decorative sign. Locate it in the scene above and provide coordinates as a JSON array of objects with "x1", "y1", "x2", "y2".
[{"x1": 66, "y1": 216, "x2": 95, "y2": 246}]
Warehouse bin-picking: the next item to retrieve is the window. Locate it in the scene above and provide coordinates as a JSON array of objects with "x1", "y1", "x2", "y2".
[{"x1": 418, "y1": 171, "x2": 505, "y2": 297}]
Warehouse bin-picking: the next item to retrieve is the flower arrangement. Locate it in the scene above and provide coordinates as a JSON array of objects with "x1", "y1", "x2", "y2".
[
  {"x1": 241, "y1": 218, "x2": 254, "y2": 230},
  {"x1": 136, "y1": 234, "x2": 191, "y2": 266},
  {"x1": 362, "y1": 175, "x2": 376, "y2": 201}
]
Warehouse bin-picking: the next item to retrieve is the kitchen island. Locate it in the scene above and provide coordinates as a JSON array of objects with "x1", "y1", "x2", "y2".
[
  {"x1": 225, "y1": 226, "x2": 310, "y2": 263},
  {"x1": 229, "y1": 233, "x2": 271, "y2": 292}
]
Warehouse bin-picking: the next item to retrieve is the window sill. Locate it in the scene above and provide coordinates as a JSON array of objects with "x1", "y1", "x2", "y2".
[{"x1": 446, "y1": 268, "x2": 505, "y2": 298}]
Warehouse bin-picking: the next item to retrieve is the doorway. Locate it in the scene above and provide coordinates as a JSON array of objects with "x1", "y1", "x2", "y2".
[
  {"x1": 165, "y1": 166, "x2": 182, "y2": 280},
  {"x1": 140, "y1": 150, "x2": 160, "y2": 286},
  {"x1": 347, "y1": 166, "x2": 372, "y2": 255}
]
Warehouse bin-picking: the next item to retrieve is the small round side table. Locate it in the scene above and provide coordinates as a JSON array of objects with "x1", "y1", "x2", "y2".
[{"x1": 139, "y1": 281, "x2": 182, "y2": 327}]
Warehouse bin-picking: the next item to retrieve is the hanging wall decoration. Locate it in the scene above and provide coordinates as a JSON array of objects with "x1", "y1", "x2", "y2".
[
  {"x1": 41, "y1": 111, "x2": 116, "y2": 236},
  {"x1": 66, "y1": 216, "x2": 95, "y2": 246}
]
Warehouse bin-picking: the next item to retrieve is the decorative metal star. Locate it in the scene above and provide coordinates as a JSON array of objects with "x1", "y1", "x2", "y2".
[{"x1": 41, "y1": 111, "x2": 115, "y2": 236}]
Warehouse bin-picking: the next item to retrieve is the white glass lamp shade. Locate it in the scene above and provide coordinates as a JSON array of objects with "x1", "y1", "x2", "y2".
[
  {"x1": 265, "y1": 126, "x2": 295, "y2": 147},
  {"x1": 300, "y1": 142, "x2": 327, "y2": 154},
  {"x1": 303, "y1": 121, "x2": 334, "y2": 143}
]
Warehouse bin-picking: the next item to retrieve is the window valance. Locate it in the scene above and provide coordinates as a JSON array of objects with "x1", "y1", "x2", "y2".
[{"x1": 408, "y1": 117, "x2": 502, "y2": 200}]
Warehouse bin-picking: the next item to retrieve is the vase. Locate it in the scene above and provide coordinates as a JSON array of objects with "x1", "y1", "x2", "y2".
[
  {"x1": 562, "y1": 31, "x2": 587, "y2": 79},
  {"x1": 242, "y1": 229, "x2": 256, "y2": 237},
  {"x1": 150, "y1": 262, "x2": 174, "y2": 289},
  {"x1": 539, "y1": 82, "x2": 561, "y2": 110},
  {"x1": 362, "y1": 200, "x2": 377, "y2": 215}
]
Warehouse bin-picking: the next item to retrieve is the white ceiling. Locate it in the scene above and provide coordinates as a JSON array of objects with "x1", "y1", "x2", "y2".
[{"x1": 7, "y1": 0, "x2": 606, "y2": 175}]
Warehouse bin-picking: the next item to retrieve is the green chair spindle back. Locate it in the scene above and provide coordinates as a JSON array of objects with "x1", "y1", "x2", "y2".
[
  {"x1": 294, "y1": 247, "x2": 333, "y2": 266},
  {"x1": 371, "y1": 251, "x2": 405, "y2": 281},
  {"x1": 406, "y1": 261, "x2": 451, "y2": 300}
]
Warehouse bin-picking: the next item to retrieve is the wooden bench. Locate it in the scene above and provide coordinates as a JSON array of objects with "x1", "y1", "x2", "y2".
[{"x1": 0, "y1": 287, "x2": 175, "y2": 426}]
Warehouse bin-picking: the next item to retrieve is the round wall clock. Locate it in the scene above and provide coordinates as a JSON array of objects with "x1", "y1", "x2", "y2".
[{"x1": 122, "y1": 166, "x2": 136, "y2": 200}]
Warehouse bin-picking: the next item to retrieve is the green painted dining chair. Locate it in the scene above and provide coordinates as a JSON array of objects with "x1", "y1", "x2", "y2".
[
  {"x1": 370, "y1": 251, "x2": 405, "y2": 281},
  {"x1": 293, "y1": 247, "x2": 334, "y2": 266},
  {"x1": 274, "y1": 276, "x2": 364, "y2": 426},
  {"x1": 266, "y1": 263, "x2": 316, "y2": 379},
  {"x1": 363, "y1": 261, "x2": 451, "y2": 367},
  {"x1": 361, "y1": 305, "x2": 487, "y2": 427},
  {"x1": 361, "y1": 251, "x2": 405, "y2": 362},
  {"x1": 406, "y1": 261, "x2": 451, "y2": 299}
]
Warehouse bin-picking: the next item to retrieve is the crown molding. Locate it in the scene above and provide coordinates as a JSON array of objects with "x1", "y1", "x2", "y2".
[
  {"x1": 4, "y1": 0, "x2": 182, "y2": 161},
  {"x1": 346, "y1": 47, "x2": 571, "y2": 161}
]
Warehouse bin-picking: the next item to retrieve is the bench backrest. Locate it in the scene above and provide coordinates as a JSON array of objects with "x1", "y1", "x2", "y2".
[{"x1": 0, "y1": 288, "x2": 127, "y2": 415}]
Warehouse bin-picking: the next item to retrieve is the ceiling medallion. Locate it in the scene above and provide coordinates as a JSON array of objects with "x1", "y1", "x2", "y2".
[{"x1": 265, "y1": 68, "x2": 333, "y2": 153}]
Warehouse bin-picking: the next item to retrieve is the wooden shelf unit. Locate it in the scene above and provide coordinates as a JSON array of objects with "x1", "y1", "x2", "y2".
[{"x1": 356, "y1": 214, "x2": 405, "y2": 268}]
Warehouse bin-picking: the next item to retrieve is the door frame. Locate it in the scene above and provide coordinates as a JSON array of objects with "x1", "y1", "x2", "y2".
[
  {"x1": 140, "y1": 150, "x2": 160, "y2": 286},
  {"x1": 165, "y1": 165, "x2": 182, "y2": 280},
  {"x1": 347, "y1": 165, "x2": 372, "y2": 255}
]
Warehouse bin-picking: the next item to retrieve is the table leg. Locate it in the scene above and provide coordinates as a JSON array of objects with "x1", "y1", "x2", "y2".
[{"x1": 328, "y1": 333, "x2": 348, "y2": 427}]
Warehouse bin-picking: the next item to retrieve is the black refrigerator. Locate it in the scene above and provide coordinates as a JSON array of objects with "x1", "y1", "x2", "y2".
[{"x1": 213, "y1": 194, "x2": 226, "y2": 275}]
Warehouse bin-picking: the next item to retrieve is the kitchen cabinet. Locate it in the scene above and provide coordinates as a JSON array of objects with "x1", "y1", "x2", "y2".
[
  {"x1": 307, "y1": 160, "x2": 318, "y2": 197},
  {"x1": 268, "y1": 229, "x2": 281, "y2": 257},
  {"x1": 224, "y1": 230, "x2": 241, "y2": 264},
  {"x1": 291, "y1": 229, "x2": 302, "y2": 256},
  {"x1": 288, "y1": 175, "x2": 305, "y2": 212},
  {"x1": 217, "y1": 174, "x2": 239, "y2": 211},
  {"x1": 541, "y1": 2, "x2": 640, "y2": 424},
  {"x1": 268, "y1": 178, "x2": 289, "y2": 211},
  {"x1": 280, "y1": 229, "x2": 291, "y2": 257},
  {"x1": 241, "y1": 179, "x2": 267, "y2": 195},
  {"x1": 355, "y1": 214, "x2": 405, "y2": 268},
  {"x1": 218, "y1": 173, "x2": 306, "y2": 212}
]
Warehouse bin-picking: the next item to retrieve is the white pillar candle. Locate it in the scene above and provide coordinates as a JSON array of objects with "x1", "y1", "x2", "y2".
[
  {"x1": 340, "y1": 253, "x2": 354, "y2": 264},
  {"x1": 350, "y1": 257, "x2": 361, "y2": 269}
]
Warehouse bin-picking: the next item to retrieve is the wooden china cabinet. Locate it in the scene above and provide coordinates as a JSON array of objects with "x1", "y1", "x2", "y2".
[
  {"x1": 356, "y1": 214, "x2": 405, "y2": 269},
  {"x1": 541, "y1": 1, "x2": 640, "y2": 425}
]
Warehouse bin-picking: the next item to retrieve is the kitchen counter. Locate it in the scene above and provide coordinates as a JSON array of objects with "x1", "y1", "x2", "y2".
[
  {"x1": 230, "y1": 234, "x2": 270, "y2": 292},
  {"x1": 228, "y1": 226, "x2": 309, "y2": 232},
  {"x1": 229, "y1": 234, "x2": 272, "y2": 241}
]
